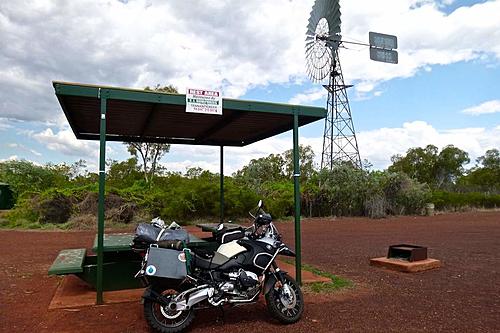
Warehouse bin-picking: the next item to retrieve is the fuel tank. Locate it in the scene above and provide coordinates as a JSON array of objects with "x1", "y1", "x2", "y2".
[{"x1": 234, "y1": 238, "x2": 277, "y2": 274}]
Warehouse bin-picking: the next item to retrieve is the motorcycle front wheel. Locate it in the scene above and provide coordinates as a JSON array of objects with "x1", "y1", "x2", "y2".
[
  {"x1": 143, "y1": 286, "x2": 195, "y2": 333},
  {"x1": 265, "y1": 273, "x2": 304, "y2": 324}
]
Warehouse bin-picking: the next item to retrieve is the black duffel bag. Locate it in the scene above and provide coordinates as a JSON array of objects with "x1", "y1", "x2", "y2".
[{"x1": 134, "y1": 223, "x2": 190, "y2": 245}]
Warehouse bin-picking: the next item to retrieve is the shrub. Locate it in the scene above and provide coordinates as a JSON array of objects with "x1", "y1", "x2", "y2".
[
  {"x1": 37, "y1": 192, "x2": 73, "y2": 224},
  {"x1": 432, "y1": 191, "x2": 500, "y2": 210}
]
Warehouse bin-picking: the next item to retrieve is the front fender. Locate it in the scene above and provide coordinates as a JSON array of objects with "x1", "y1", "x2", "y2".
[{"x1": 263, "y1": 271, "x2": 286, "y2": 295}]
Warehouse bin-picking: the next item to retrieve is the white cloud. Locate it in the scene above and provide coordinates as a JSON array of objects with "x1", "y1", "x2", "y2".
[
  {"x1": 162, "y1": 121, "x2": 500, "y2": 173},
  {"x1": 0, "y1": 122, "x2": 13, "y2": 131},
  {"x1": 0, "y1": 155, "x2": 18, "y2": 162},
  {"x1": 161, "y1": 160, "x2": 221, "y2": 174},
  {"x1": 289, "y1": 87, "x2": 327, "y2": 105},
  {"x1": 357, "y1": 121, "x2": 500, "y2": 169},
  {"x1": 1, "y1": 0, "x2": 500, "y2": 123},
  {"x1": 6, "y1": 142, "x2": 42, "y2": 156},
  {"x1": 462, "y1": 100, "x2": 500, "y2": 115},
  {"x1": 30, "y1": 128, "x2": 99, "y2": 158}
]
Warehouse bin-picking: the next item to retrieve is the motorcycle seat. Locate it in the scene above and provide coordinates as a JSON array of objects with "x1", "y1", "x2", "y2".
[{"x1": 193, "y1": 251, "x2": 230, "y2": 270}]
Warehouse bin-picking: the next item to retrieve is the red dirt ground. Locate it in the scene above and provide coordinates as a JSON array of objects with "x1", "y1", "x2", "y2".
[{"x1": 1, "y1": 211, "x2": 499, "y2": 332}]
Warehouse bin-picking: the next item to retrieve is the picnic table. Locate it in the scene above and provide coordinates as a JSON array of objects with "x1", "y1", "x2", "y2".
[{"x1": 49, "y1": 230, "x2": 214, "y2": 291}]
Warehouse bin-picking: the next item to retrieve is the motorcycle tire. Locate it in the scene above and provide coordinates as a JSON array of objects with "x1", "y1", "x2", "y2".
[
  {"x1": 265, "y1": 273, "x2": 304, "y2": 324},
  {"x1": 143, "y1": 286, "x2": 195, "y2": 333}
]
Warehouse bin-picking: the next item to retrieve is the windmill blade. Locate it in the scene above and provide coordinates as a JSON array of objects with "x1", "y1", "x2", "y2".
[{"x1": 305, "y1": 0, "x2": 340, "y2": 82}]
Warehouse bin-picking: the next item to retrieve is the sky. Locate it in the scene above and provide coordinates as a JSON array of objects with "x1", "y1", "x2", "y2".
[{"x1": 0, "y1": 0, "x2": 499, "y2": 175}]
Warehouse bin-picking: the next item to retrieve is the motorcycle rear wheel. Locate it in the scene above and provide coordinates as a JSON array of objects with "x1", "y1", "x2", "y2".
[
  {"x1": 265, "y1": 273, "x2": 304, "y2": 324},
  {"x1": 143, "y1": 287, "x2": 195, "y2": 333}
]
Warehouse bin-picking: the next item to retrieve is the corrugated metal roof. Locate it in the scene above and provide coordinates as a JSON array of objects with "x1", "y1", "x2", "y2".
[{"x1": 53, "y1": 81, "x2": 326, "y2": 147}]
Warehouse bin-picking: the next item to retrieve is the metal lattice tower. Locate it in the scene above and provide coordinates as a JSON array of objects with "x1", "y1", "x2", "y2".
[{"x1": 321, "y1": 49, "x2": 362, "y2": 169}]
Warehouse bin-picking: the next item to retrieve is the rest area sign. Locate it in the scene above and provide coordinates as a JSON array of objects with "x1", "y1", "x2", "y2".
[{"x1": 186, "y1": 88, "x2": 223, "y2": 115}]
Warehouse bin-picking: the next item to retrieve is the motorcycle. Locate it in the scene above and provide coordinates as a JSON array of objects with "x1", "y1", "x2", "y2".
[{"x1": 132, "y1": 200, "x2": 304, "y2": 333}]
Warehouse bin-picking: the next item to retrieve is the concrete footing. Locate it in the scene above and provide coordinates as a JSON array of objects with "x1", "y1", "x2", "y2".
[{"x1": 370, "y1": 257, "x2": 442, "y2": 273}]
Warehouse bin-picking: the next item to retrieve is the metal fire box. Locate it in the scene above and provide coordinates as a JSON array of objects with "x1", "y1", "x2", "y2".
[{"x1": 387, "y1": 244, "x2": 428, "y2": 262}]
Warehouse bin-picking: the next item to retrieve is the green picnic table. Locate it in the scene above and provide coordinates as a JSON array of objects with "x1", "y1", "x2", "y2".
[{"x1": 49, "y1": 230, "x2": 213, "y2": 291}]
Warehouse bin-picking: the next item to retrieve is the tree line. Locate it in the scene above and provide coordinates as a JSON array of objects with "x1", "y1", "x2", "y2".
[{"x1": 0, "y1": 143, "x2": 498, "y2": 228}]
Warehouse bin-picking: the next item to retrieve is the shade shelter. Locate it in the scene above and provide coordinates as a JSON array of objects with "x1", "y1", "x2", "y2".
[{"x1": 53, "y1": 81, "x2": 326, "y2": 304}]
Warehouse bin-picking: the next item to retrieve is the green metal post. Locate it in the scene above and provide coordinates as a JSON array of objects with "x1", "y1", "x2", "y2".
[
  {"x1": 97, "y1": 93, "x2": 107, "y2": 304},
  {"x1": 220, "y1": 146, "x2": 224, "y2": 223},
  {"x1": 293, "y1": 112, "x2": 301, "y2": 285}
]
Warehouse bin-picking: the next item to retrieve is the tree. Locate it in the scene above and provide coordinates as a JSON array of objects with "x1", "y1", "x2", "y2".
[
  {"x1": 125, "y1": 143, "x2": 170, "y2": 184},
  {"x1": 106, "y1": 158, "x2": 142, "y2": 188},
  {"x1": 144, "y1": 84, "x2": 178, "y2": 94},
  {"x1": 389, "y1": 144, "x2": 469, "y2": 189},
  {"x1": 459, "y1": 149, "x2": 500, "y2": 192},
  {"x1": 234, "y1": 154, "x2": 285, "y2": 190},
  {"x1": 283, "y1": 145, "x2": 316, "y2": 181},
  {"x1": 389, "y1": 145, "x2": 438, "y2": 185},
  {"x1": 477, "y1": 148, "x2": 500, "y2": 169},
  {"x1": 125, "y1": 85, "x2": 177, "y2": 184},
  {"x1": 434, "y1": 145, "x2": 469, "y2": 188}
]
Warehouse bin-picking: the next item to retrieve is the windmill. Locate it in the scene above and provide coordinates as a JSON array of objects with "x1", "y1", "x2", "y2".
[{"x1": 305, "y1": 0, "x2": 398, "y2": 169}]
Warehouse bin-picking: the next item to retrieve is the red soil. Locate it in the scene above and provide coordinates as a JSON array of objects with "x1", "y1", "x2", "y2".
[{"x1": 1, "y1": 211, "x2": 499, "y2": 332}]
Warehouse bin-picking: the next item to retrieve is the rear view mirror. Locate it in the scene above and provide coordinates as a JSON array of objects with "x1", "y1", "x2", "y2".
[{"x1": 258, "y1": 200, "x2": 263, "y2": 208}]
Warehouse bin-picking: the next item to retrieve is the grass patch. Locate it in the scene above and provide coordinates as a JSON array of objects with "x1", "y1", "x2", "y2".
[{"x1": 282, "y1": 259, "x2": 353, "y2": 293}]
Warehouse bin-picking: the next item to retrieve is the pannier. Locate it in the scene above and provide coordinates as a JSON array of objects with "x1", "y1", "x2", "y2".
[{"x1": 144, "y1": 247, "x2": 187, "y2": 279}]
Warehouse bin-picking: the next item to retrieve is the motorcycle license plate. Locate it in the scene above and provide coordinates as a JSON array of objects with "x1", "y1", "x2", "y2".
[{"x1": 145, "y1": 247, "x2": 187, "y2": 279}]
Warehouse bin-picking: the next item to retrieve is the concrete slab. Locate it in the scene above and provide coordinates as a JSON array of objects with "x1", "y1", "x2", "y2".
[
  {"x1": 49, "y1": 275, "x2": 143, "y2": 309},
  {"x1": 370, "y1": 257, "x2": 442, "y2": 273},
  {"x1": 49, "y1": 260, "x2": 330, "y2": 309}
]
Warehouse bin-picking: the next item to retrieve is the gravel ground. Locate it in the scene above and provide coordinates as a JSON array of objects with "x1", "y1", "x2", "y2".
[{"x1": 0, "y1": 211, "x2": 499, "y2": 332}]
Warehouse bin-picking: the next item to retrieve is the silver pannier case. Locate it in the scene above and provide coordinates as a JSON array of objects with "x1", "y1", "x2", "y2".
[{"x1": 144, "y1": 247, "x2": 187, "y2": 279}]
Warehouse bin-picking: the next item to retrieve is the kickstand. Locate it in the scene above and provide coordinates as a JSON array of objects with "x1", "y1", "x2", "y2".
[{"x1": 216, "y1": 306, "x2": 225, "y2": 324}]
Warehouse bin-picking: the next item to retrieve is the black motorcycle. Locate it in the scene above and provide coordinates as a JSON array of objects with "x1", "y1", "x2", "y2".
[{"x1": 133, "y1": 200, "x2": 304, "y2": 333}]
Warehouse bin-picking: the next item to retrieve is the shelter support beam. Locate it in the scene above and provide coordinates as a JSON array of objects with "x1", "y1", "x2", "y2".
[
  {"x1": 293, "y1": 112, "x2": 302, "y2": 285},
  {"x1": 220, "y1": 146, "x2": 224, "y2": 223},
  {"x1": 96, "y1": 95, "x2": 107, "y2": 304}
]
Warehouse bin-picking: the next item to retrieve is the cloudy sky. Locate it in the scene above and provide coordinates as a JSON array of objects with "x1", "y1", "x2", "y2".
[{"x1": 1, "y1": 0, "x2": 499, "y2": 174}]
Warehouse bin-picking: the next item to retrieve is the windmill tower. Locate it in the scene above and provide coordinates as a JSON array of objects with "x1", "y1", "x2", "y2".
[{"x1": 305, "y1": 0, "x2": 398, "y2": 169}]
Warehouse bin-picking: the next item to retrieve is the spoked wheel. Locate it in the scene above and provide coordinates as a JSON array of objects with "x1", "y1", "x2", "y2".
[
  {"x1": 143, "y1": 287, "x2": 195, "y2": 333},
  {"x1": 265, "y1": 273, "x2": 304, "y2": 324}
]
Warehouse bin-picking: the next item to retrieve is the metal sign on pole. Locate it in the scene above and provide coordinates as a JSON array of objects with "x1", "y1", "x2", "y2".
[
  {"x1": 369, "y1": 48, "x2": 399, "y2": 64},
  {"x1": 368, "y1": 31, "x2": 399, "y2": 64},
  {"x1": 369, "y1": 32, "x2": 398, "y2": 50}
]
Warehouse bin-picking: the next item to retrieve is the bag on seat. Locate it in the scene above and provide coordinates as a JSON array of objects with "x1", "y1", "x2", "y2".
[{"x1": 134, "y1": 223, "x2": 190, "y2": 244}]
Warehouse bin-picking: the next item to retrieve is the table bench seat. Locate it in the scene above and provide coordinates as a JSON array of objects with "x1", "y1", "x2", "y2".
[{"x1": 48, "y1": 248, "x2": 86, "y2": 275}]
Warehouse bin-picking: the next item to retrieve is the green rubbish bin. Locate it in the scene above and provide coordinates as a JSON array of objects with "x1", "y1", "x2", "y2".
[{"x1": 0, "y1": 183, "x2": 14, "y2": 210}]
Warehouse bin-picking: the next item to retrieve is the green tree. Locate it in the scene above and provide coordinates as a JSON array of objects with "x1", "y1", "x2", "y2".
[
  {"x1": 125, "y1": 143, "x2": 170, "y2": 184},
  {"x1": 477, "y1": 148, "x2": 500, "y2": 169},
  {"x1": 106, "y1": 158, "x2": 142, "y2": 188},
  {"x1": 124, "y1": 84, "x2": 177, "y2": 184},
  {"x1": 389, "y1": 145, "x2": 438, "y2": 185},
  {"x1": 0, "y1": 160, "x2": 60, "y2": 198},
  {"x1": 459, "y1": 149, "x2": 500, "y2": 192},
  {"x1": 434, "y1": 145, "x2": 470, "y2": 188},
  {"x1": 234, "y1": 153, "x2": 286, "y2": 190},
  {"x1": 283, "y1": 145, "x2": 316, "y2": 181},
  {"x1": 145, "y1": 84, "x2": 178, "y2": 94},
  {"x1": 389, "y1": 144, "x2": 469, "y2": 189}
]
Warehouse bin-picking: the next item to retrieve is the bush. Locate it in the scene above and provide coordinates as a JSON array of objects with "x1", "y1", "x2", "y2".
[
  {"x1": 37, "y1": 192, "x2": 73, "y2": 224},
  {"x1": 432, "y1": 191, "x2": 500, "y2": 210}
]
